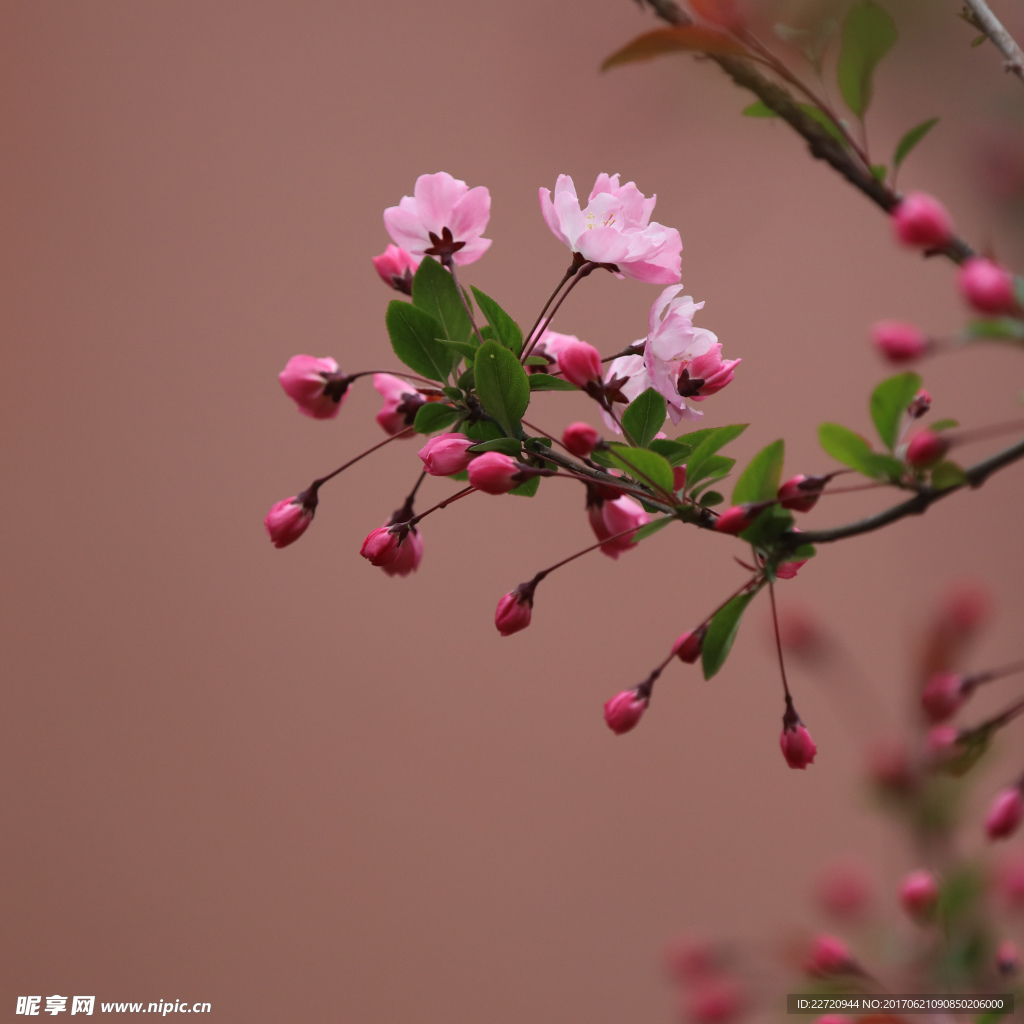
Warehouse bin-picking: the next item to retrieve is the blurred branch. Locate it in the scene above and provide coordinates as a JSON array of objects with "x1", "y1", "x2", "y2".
[
  {"x1": 961, "y1": 0, "x2": 1024, "y2": 86},
  {"x1": 638, "y1": 0, "x2": 976, "y2": 264}
]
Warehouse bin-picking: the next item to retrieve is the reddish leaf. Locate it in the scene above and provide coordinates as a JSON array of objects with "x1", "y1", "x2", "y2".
[{"x1": 601, "y1": 26, "x2": 749, "y2": 71}]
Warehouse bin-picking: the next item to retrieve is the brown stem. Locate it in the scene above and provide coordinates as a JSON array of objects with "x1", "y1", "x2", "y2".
[
  {"x1": 962, "y1": 0, "x2": 1024, "y2": 85},
  {"x1": 314, "y1": 427, "x2": 416, "y2": 487}
]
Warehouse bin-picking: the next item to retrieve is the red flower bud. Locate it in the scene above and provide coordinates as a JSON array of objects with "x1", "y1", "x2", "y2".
[
  {"x1": 958, "y1": 257, "x2": 1016, "y2": 315},
  {"x1": 603, "y1": 689, "x2": 648, "y2": 735},
  {"x1": 899, "y1": 869, "x2": 939, "y2": 921},
  {"x1": 714, "y1": 504, "x2": 759, "y2": 535},
  {"x1": 674, "y1": 627, "x2": 707, "y2": 664},
  {"x1": 892, "y1": 193, "x2": 953, "y2": 249},
  {"x1": 986, "y1": 787, "x2": 1024, "y2": 840},
  {"x1": 871, "y1": 320, "x2": 929, "y2": 363},
  {"x1": 905, "y1": 430, "x2": 949, "y2": 468},
  {"x1": 562, "y1": 421, "x2": 599, "y2": 457}
]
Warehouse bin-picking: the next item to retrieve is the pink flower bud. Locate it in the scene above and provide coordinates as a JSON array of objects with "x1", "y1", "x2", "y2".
[
  {"x1": 673, "y1": 465, "x2": 688, "y2": 492},
  {"x1": 816, "y1": 860, "x2": 872, "y2": 920},
  {"x1": 941, "y1": 581, "x2": 991, "y2": 634},
  {"x1": 674, "y1": 627, "x2": 706, "y2": 664},
  {"x1": 714, "y1": 504, "x2": 759, "y2": 535},
  {"x1": 682, "y1": 978, "x2": 745, "y2": 1024},
  {"x1": 775, "y1": 554, "x2": 808, "y2": 580},
  {"x1": 899, "y1": 869, "x2": 939, "y2": 920},
  {"x1": 926, "y1": 725, "x2": 959, "y2": 762},
  {"x1": 921, "y1": 671, "x2": 967, "y2": 722},
  {"x1": 986, "y1": 787, "x2": 1024, "y2": 841},
  {"x1": 494, "y1": 584, "x2": 535, "y2": 637},
  {"x1": 372, "y1": 244, "x2": 420, "y2": 294},
  {"x1": 908, "y1": 389, "x2": 931, "y2": 419},
  {"x1": 871, "y1": 320, "x2": 930, "y2": 363},
  {"x1": 781, "y1": 723, "x2": 817, "y2": 769},
  {"x1": 556, "y1": 339, "x2": 603, "y2": 387},
  {"x1": 587, "y1": 493, "x2": 650, "y2": 558},
  {"x1": 805, "y1": 935, "x2": 854, "y2": 976},
  {"x1": 997, "y1": 939, "x2": 1019, "y2": 975},
  {"x1": 776, "y1": 605, "x2": 825, "y2": 657},
  {"x1": 603, "y1": 689, "x2": 648, "y2": 735},
  {"x1": 468, "y1": 451, "x2": 521, "y2": 494},
  {"x1": 892, "y1": 193, "x2": 953, "y2": 249},
  {"x1": 905, "y1": 430, "x2": 949, "y2": 468},
  {"x1": 278, "y1": 355, "x2": 350, "y2": 420},
  {"x1": 957, "y1": 257, "x2": 1017, "y2": 315},
  {"x1": 778, "y1": 474, "x2": 824, "y2": 513},
  {"x1": 562, "y1": 421, "x2": 599, "y2": 457},
  {"x1": 417, "y1": 432, "x2": 475, "y2": 476},
  {"x1": 995, "y1": 855, "x2": 1024, "y2": 908},
  {"x1": 868, "y1": 737, "x2": 915, "y2": 793},
  {"x1": 373, "y1": 373, "x2": 424, "y2": 436},
  {"x1": 264, "y1": 493, "x2": 316, "y2": 548},
  {"x1": 359, "y1": 524, "x2": 423, "y2": 577}
]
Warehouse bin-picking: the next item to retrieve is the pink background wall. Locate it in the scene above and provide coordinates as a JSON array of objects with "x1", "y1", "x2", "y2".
[{"x1": 2, "y1": 1, "x2": 1022, "y2": 1020}]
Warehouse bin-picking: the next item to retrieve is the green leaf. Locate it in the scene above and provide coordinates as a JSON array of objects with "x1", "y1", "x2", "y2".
[
  {"x1": 931, "y1": 460, "x2": 967, "y2": 490},
  {"x1": 528, "y1": 373, "x2": 578, "y2": 392},
  {"x1": 524, "y1": 356, "x2": 550, "y2": 367},
  {"x1": 607, "y1": 444, "x2": 675, "y2": 494},
  {"x1": 930, "y1": 418, "x2": 959, "y2": 432},
  {"x1": 702, "y1": 591, "x2": 756, "y2": 680},
  {"x1": 699, "y1": 490, "x2": 724, "y2": 507},
  {"x1": 801, "y1": 104, "x2": 848, "y2": 145},
  {"x1": 470, "y1": 286, "x2": 523, "y2": 356},
  {"x1": 837, "y1": 0, "x2": 897, "y2": 117},
  {"x1": 509, "y1": 475, "x2": 540, "y2": 497},
  {"x1": 743, "y1": 100, "x2": 777, "y2": 117},
  {"x1": 385, "y1": 301, "x2": 453, "y2": 382},
  {"x1": 871, "y1": 163, "x2": 887, "y2": 182},
  {"x1": 413, "y1": 403, "x2": 462, "y2": 434},
  {"x1": 630, "y1": 516, "x2": 676, "y2": 544},
  {"x1": 463, "y1": 418, "x2": 504, "y2": 442},
  {"x1": 937, "y1": 866, "x2": 984, "y2": 925},
  {"x1": 622, "y1": 388, "x2": 667, "y2": 449},
  {"x1": 649, "y1": 439, "x2": 693, "y2": 465},
  {"x1": 473, "y1": 340, "x2": 530, "y2": 437},
  {"x1": 893, "y1": 116, "x2": 939, "y2": 170},
  {"x1": 963, "y1": 317, "x2": 1024, "y2": 341},
  {"x1": 870, "y1": 371, "x2": 922, "y2": 450},
  {"x1": 685, "y1": 424, "x2": 749, "y2": 493},
  {"x1": 466, "y1": 437, "x2": 522, "y2": 457},
  {"x1": 732, "y1": 439, "x2": 785, "y2": 504},
  {"x1": 939, "y1": 728, "x2": 991, "y2": 777},
  {"x1": 441, "y1": 386, "x2": 463, "y2": 401},
  {"x1": 411, "y1": 257, "x2": 473, "y2": 344},
  {"x1": 790, "y1": 542, "x2": 817, "y2": 560},
  {"x1": 438, "y1": 338, "x2": 481, "y2": 361},
  {"x1": 740, "y1": 502, "x2": 793, "y2": 551},
  {"x1": 819, "y1": 423, "x2": 904, "y2": 480},
  {"x1": 688, "y1": 454, "x2": 735, "y2": 488},
  {"x1": 457, "y1": 367, "x2": 475, "y2": 391}
]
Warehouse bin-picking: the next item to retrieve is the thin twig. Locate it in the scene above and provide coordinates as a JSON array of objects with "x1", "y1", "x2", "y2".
[{"x1": 962, "y1": 0, "x2": 1024, "y2": 85}]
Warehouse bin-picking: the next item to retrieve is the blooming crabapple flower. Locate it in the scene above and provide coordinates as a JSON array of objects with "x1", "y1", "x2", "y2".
[
  {"x1": 986, "y1": 787, "x2": 1024, "y2": 840},
  {"x1": 997, "y1": 940, "x2": 1020, "y2": 975},
  {"x1": 905, "y1": 429, "x2": 950, "y2": 468},
  {"x1": 682, "y1": 978, "x2": 745, "y2": 1024},
  {"x1": 494, "y1": 587, "x2": 534, "y2": 637},
  {"x1": 778, "y1": 474, "x2": 825, "y2": 513},
  {"x1": 556, "y1": 339, "x2": 603, "y2": 388},
  {"x1": 674, "y1": 627, "x2": 706, "y2": 664},
  {"x1": 644, "y1": 286, "x2": 738, "y2": 425},
  {"x1": 417, "y1": 432, "x2": 475, "y2": 476},
  {"x1": 562, "y1": 421, "x2": 599, "y2": 457},
  {"x1": 871, "y1": 321, "x2": 929, "y2": 363},
  {"x1": 383, "y1": 172, "x2": 491, "y2": 265},
  {"x1": 908, "y1": 389, "x2": 931, "y2": 419},
  {"x1": 373, "y1": 373, "x2": 425, "y2": 436},
  {"x1": 781, "y1": 723, "x2": 818, "y2": 769},
  {"x1": 372, "y1": 244, "x2": 420, "y2": 294},
  {"x1": 805, "y1": 935, "x2": 854, "y2": 975},
  {"x1": 538, "y1": 173, "x2": 682, "y2": 283},
  {"x1": 892, "y1": 193, "x2": 953, "y2": 249},
  {"x1": 921, "y1": 671, "x2": 967, "y2": 722},
  {"x1": 264, "y1": 493, "x2": 317, "y2": 548},
  {"x1": 468, "y1": 451, "x2": 521, "y2": 494},
  {"x1": 587, "y1": 494, "x2": 650, "y2": 558},
  {"x1": 603, "y1": 688, "x2": 648, "y2": 735},
  {"x1": 278, "y1": 355, "x2": 350, "y2": 420},
  {"x1": 714, "y1": 504, "x2": 760, "y2": 535},
  {"x1": 816, "y1": 860, "x2": 872, "y2": 920},
  {"x1": 957, "y1": 257, "x2": 1017, "y2": 315},
  {"x1": 899, "y1": 870, "x2": 939, "y2": 920},
  {"x1": 359, "y1": 524, "x2": 423, "y2": 577}
]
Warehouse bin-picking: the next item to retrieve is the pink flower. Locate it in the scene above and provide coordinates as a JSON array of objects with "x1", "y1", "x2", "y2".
[
  {"x1": 264, "y1": 492, "x2": 317, "y2": 548},
  {"x1": 899, "y1": 869, "x2": 939, "y2": 920},
  {"x1": 778, "y1": 474, "x2": 824, "y2": 513},
  {"x1": 603, "y1": 688, "x2": 648, "y2": 734},
  {"x1": 892, "y1": 192, "x2": 953, "y2": 249},
  {"x1": 775, "y1": 558, "x2": 808, "y2": 580},
  {"x1": 781, "y1": 723, "x2": 817, "y2": 770},
  {"x1": 539, "y1": 173, "x2": 682, "y2": 283},
  {"x1": 587, "y1": 494, "x2": 650, "y2": 558},
  {"x1": 714, "y1": 504, "x2": 759, "y2": 535},
  {"x1": 383, "y1": 172, "x2": 491, "y2": 266},
  {"x1": 278, "y1": 355, "x2": 350, "y2": 420},
  {"x1": 599, "y1": 353, "x2": 654, "y2": 434},
  {"x1": 418, "y1": 432, "x2": 474, "y2": 476},
  {"x1": 372, "y1": 244, "x2": 420, "y2": 294},
  {"x1": 674, "y1": 628, "x2": 706, "y2": 664},
  {"x1": 373, "y1": 373, "x2": 424, "y2": 436},
  {"x1": 958, "y1": 257, "x2": 1017, "y2": 315},
  {"x1": 359, "y1": 524, "x2": 423, "y2": 578},
  {"x1": 562, "y1": 421, "x2": 599, "y2": 457},
  {"x1": 468, "y1": 451, "x2": 521, "y2": 494},
  {"x1": 494, "y1": 586, "x2": 534, "y2": 636},
  {"x1": 556, "y1": 339, "x2": 603, "y2": 388},
  {"x1": 986, "y1": 787, "x2": 1024, "y2": 840},
  {"x1": 872, "y1": 321, "x2": 929, "y2": 363},
  {"x1": 905, "y1": 429, "x2": 949, "y2": 468},
  {"x1": 805, "y1": 935, "x2": 853, "y2": 975},
  {"x1": 643, "y1": 286, "x2": 737, "y2": 424},
  {"x1": 921, "y1": 671, "x2": 967, "y2": 722}
]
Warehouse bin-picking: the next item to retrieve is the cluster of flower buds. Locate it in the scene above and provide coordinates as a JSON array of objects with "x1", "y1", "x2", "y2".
[{"x1": 664, "y1": 935, "x2": 746, "y2": 1024}]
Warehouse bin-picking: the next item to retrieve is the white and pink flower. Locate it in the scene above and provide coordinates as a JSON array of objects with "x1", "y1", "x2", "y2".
[{"x1": 373, "y1": 373, "x2": 424, "y2": 436}]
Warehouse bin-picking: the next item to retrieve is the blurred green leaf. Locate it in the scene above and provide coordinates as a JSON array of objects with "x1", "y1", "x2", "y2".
[
  {"x1": 509, "y1": 475, "x2": 540, "y2": 497},
  {"x1": 686, "y1": 424, "x2": 749, "y2": 493},
  {"x1": 870, "y1": 371, "x2": 922, "y2": 450},
  {"x1": 630, "y1": 516, "x2": 675, "y2": 544},
  {"x1": 699, "y1": 490, "x2": 724, "y2": 507},
  {"x1": 819, "y1": 422, "x2": 904, "y2": 479},
  {"x1": 837, "y1": 0, "x2": 898, "y2": 117},
  {"x1": 743, "y1": 100, "x2": 777, "y2": 117},
  {"x1": 963, "y1": 317, "x2": 1024, "y2": 341},
  {"x1": 893, "y1": 116, "x2": 939, "y2": 170},
  {"x1": 931, "y1": 460, "x2": 967, "y2": 490},
  {"x1": 607, "y1": 445, "x2": 675, "y2": 494},
  {"x1": 649, "y1": 438, "x2": 694, "y2": 465},
  {"x1": 732, "y1": 439, "x2": 785, "y2": 504},
  {"x1": 466, "y1": 437, "x2": 522, "y2": 456},
  {"x1": 601, "y1": 24, "x2": 750, "y2": 71}
]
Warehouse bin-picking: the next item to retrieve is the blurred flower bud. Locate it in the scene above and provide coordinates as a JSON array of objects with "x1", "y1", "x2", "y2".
[
  {"x1": 681, "y1": 978, "x2": 745, "y2": 1024},
  {"x1": 372, "y1": 244, "x2": 420, "y2": 294},
  {"x1": 957, "y1": 257, "x2": 1017, "y2": 315},
  {"x1": 815, "y1": 859, "x2": 872, "y2": 920},
  {"x1": 562, "y1": 421, "x2": 599, "y2": 457},
  {"x1": 926, "y1": 725, "x2": 960, "y2": 764},
  {"x1": 899, "y1": 869, "x2": 939, "y2": 921},
  {"x1": 603, "y1": 689, "x2": 648, "y2": 735},
  {"x1": 997, "y1": 939, "x2": 1019, "y2": 976},
  {"x1": 664, "y1": 934, "x2": 720, "y2": 982},
  {"x1": 673, "y1": 465, "x2": 688, "y2": 492},
  {"x1": 907, "y1": 389, "x2": 931, "y2": 419},
  {"x1": 715, "y1": 504, "x2": 760, "y2": 535},
  {"x1": 905, "y1": 430, "x2": 949, "y2": 468},
  {"x1": 776, "y1": 605, "x2": 826, "y2": 659},
  {"x1": 986, "y1": 786, "x2": 1024, "y2": 841},
  {"x1": 867, "y1": 737, "x2": 915, "y2": 794},
  {"x1": 674, "y1": 627, "x2": 707, "y2": 665},
  {"x1": 871, "y1": 321, "x2": 930, "y2": 363},
  {"x1": 278, "y1": 355, "x2": 351, "y2": 420},
  {"x1": 778, "y1": 474, "x2": 825, "y2": 513},
  {"x1": 374, "y1": 373, "x2": 425, "y2": 436},
  {"x1": 892, "y1": 193, "x2": 953, "y2": 249},
  {"x1": 995, "y1": 855, "x2": 1024, "y2": 910},
  {"x1": 921, "y1": 671, "x2": 968, "y2": 722},
  {"x1": 805, "y1": 935, "x2": 854, "y2": 976}
]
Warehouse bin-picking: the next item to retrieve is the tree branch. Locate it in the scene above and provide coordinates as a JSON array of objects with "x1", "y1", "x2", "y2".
[{"x1": 962, "y1": 0, "x2": 1024, "y2": 86}]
